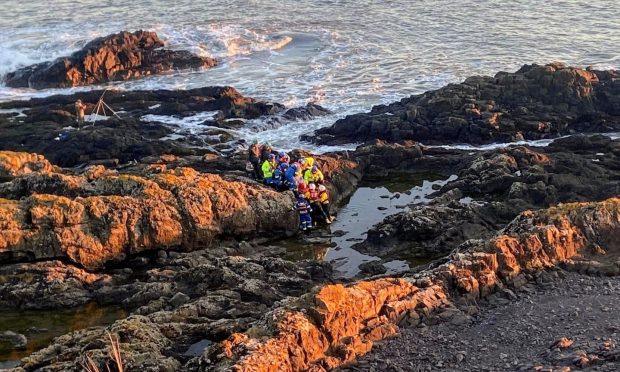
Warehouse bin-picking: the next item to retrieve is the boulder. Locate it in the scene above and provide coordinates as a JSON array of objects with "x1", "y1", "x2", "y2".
[
  {"x1": 356, "y1": 202, "x2": 502, "y2": 259},
  {"x1": 3, "y1": 30, "x2": 217, "y2": 89}
]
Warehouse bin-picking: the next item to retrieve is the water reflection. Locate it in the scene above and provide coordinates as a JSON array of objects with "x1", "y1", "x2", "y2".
[
  {"x1": 284, "y1": 173, "x2": 455, "y2": 278},
  {"x1": 0, "y1": 302, "x2": 126, "y2": 365}
]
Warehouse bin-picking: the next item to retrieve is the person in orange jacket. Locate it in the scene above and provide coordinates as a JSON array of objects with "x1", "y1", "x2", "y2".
[{"x1": 308, "y1": 183, "x2": 330, "y2": 224}]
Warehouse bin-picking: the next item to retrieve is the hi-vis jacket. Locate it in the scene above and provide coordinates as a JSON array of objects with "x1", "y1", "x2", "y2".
[{"x1": 261, "y1": 160, "x2": 276, "y2": 178}]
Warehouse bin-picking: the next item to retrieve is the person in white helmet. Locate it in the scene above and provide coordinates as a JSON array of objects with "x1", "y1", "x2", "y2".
[{"x1": 317, "y1": 184, "x2": 333, "y2": 223}]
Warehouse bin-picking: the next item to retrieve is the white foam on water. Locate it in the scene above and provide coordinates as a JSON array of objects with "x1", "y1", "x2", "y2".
[
  {"x1": 235, "y1": 113, "x2": 358, "y2": 154},
  {"x1": 141, "y1": 112, "x2": 221, "y2": 134},
  {"x1": 84, "y1": 113, "x2": 110, "y2": 122},
  {"x1": 426, "y1": 133, "x2": 620, "y2": 151},
  {"x1": 153, "y1": 23, "x2": 294, "y2": 60},
  {"x1": 0, "y1": 108, "x2": 27, "y2": 115}
]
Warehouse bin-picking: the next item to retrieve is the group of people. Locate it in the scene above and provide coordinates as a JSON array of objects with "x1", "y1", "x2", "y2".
[{"x1": 248, "y1": 141, "x2": 333, "y2": 231}]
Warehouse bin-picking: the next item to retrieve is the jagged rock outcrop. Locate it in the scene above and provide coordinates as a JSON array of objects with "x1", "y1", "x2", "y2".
[
  {"x1": 0, "y1": 153, "x2": 297, "y2": 269},
  {"x1": 357, "y1": 200, "x2": 503, "y2": 259},
  {"x1": 0, "y1": 87, "x2": 335, "y2": 167},
  {"x1": 2, "y1": 253, "x2": 332, "y2": 371},
  {"x1": 355, "y1": 135, "x2": 620, "y2": 260},
  {"x1": 206, "y1": 198, "x2": 620, "y2": 371},
  {"x1": 442, "y1": 135, "x2": 620, "y2": 204},
  {"x1": 0, "y1": 151, "x2": 56, "y2": 180},
  {"x1": 308, "y1": 63, "x2": 620, "y2": 145},
  {"x1": 3, "y1": 30, "x2": 217, "y2": 89}
]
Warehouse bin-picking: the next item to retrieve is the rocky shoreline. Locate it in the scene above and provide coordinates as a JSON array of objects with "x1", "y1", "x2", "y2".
[
  {"x1": 208, "y1": 197, "x2": 620, "y2": 371},
  {"x1": 0, "y1": 63, "x2": 618, "y2": 371},
  {"x1": 0, "y1": 86, "x2": 329, "y2": 167},
  {"x1": 306, "y1": 63, "x2": 620, "y2": 146}
]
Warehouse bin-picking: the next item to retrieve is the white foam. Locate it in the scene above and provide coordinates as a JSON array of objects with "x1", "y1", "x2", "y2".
[
  {"x1": 236, "y1": 113, "x2": 358, "y2": 154},
  {"x1": 426, "y1": 133, "x2": 620, "y2": 151},
  {"x1": 141, "y1": 111, "x2": 218, "y2": 126},
  {"x1": 140, "y1": 112, "x2": 241, "y2": 138},
  {"x1": 84, "y1": 113, "x2": 110, "y2": 122},
  {"x1": 0, "y1": 108, "x2": 26, "y2": 115},
  {"x1": 202, "y1": 24, "x2": 293, "y2": 58}
]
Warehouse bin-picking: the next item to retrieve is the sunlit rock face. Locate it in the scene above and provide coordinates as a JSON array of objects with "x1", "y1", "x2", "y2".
[
  {"x1": 209, "y1": 198, "x2": 620, "y2": 371},
  {"x1": 3, "y1": 30, "x2": 218, "y2": 89},
  {"x1": 0, "y1": 152, "x2": 297, "y2": 270}
]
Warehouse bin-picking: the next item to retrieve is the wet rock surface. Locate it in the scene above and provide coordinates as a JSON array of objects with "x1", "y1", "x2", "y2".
[
  {"x1": 355, "y1": 135, "x2": 620, "y2": 260},
  {"x1": 0, "y1": 249, "x2": 332, "y2": 371},
  {"x1": 343, "y1": 271, "x2": 620, "y2": 372},
  {"x1": 0, "y1": 87, "x2": 332, "y2": 167},
  {"x1": 3, "y1": 31, "x2": 217, "y2": 89},
  {"x1": 308, "y1": 64, "x2": 620, "y2": 145}
]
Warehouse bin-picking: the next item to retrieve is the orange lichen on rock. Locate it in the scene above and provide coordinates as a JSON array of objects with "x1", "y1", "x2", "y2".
[
  {"x1": 214, "y1": 198, "x2": 620, "y2": 371},
  {"x1": 0, "y1": 153, "x2": 297, "y2": 270},
  {"x1": 0, "y1": 151, "x2": 56, "y2": 178}
]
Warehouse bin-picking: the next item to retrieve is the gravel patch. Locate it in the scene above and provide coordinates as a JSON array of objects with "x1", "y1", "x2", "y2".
[{"x1": 341, "y1": 270, "x2": 620, "y2": 371}]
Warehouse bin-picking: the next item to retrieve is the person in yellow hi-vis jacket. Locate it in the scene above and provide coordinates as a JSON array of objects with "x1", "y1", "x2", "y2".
[
  {"x1": 304, "y1": 165, "x2": 324, "y2": 185},
  {"x1": 261, "y1": 154, "x2": 277, "y2": 187}
]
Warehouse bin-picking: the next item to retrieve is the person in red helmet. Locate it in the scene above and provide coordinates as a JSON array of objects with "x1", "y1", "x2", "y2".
[{"x1": 297, "y1": 181, "x2": 309, "y2": 197}]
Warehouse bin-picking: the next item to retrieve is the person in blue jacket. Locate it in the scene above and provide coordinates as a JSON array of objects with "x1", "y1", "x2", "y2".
[
  {"x1": 273, "y1": 162, "x2": 289, "y2": 190},
  {"x1": 285, "y1": 162, "x2": 300, "y2": 194}
]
